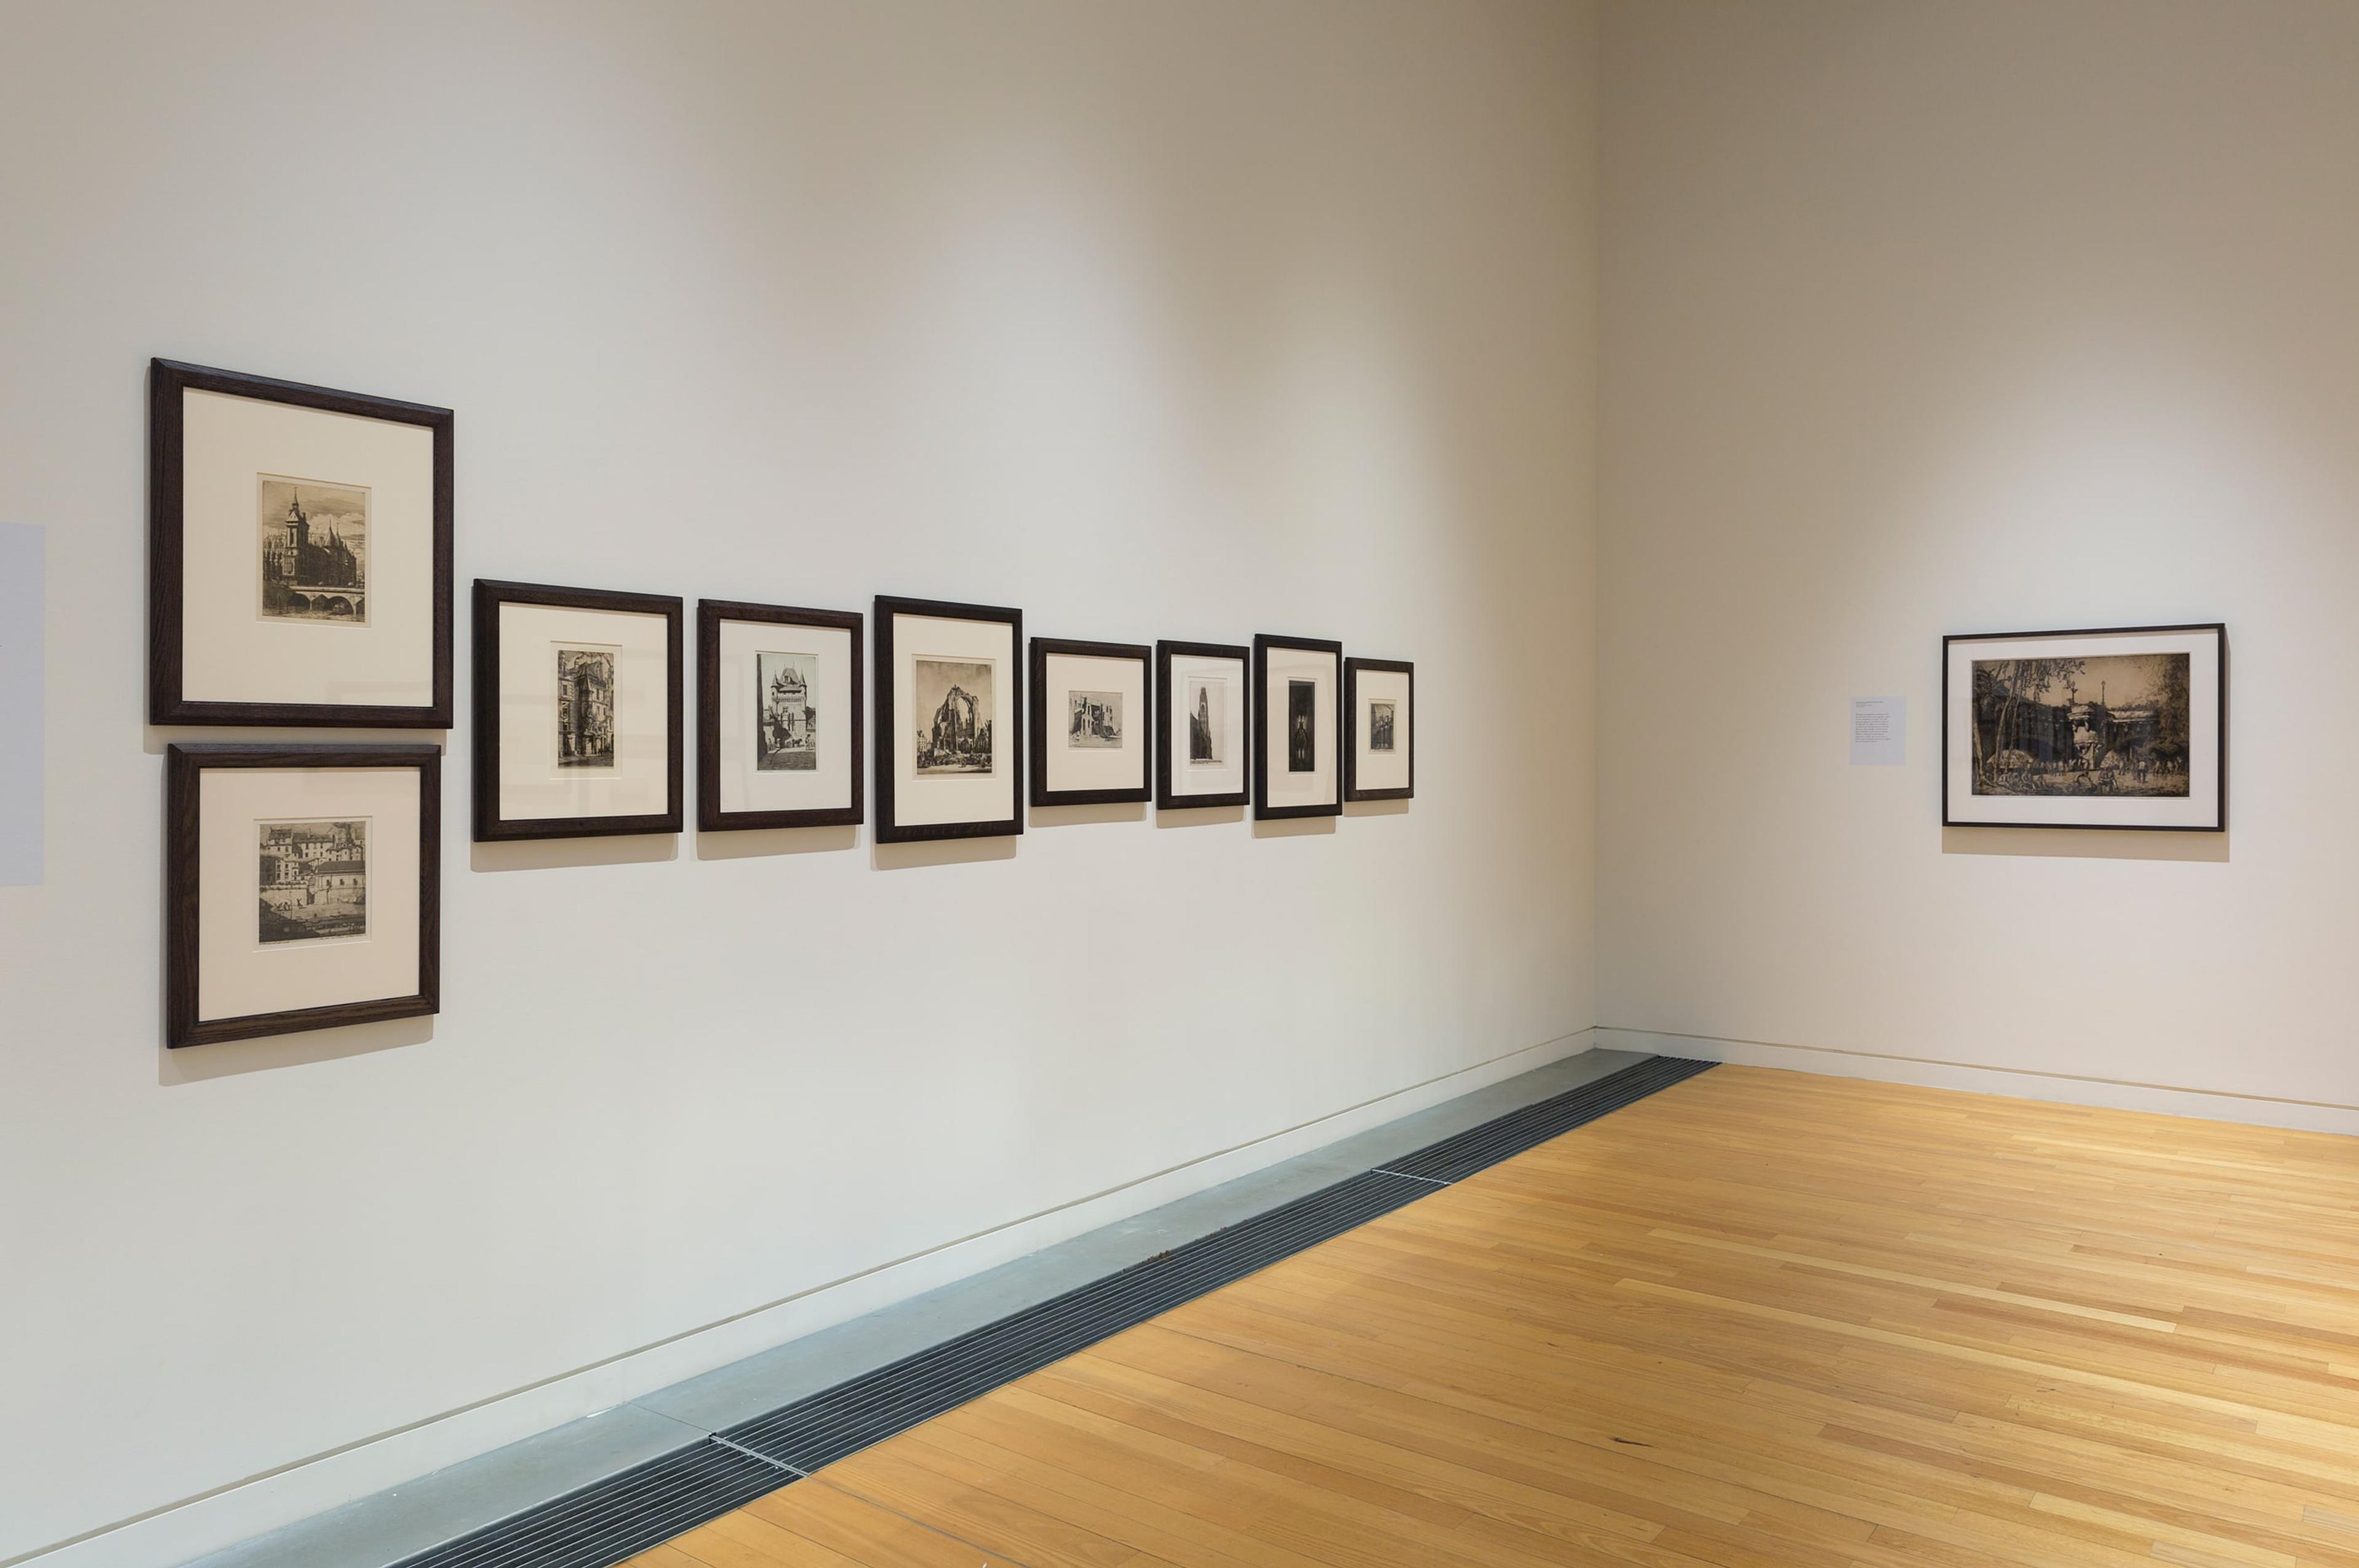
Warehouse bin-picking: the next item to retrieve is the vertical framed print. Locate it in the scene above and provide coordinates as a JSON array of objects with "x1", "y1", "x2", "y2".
[
  {"x1": 166, "y1": 743, "x2": 440, "y2": 1048},
  {"x1": 1253, "y1": 633, "x2": 1343, "y2": 820},
  {"x1": 149, "y1": 359, "x2": 453, "y2": 728},
  {"x1": 697, "y1": 600, "x2": 863, "y2": 832},
  {"x1": 1030, "y1": 638, "x2": 1151, "y2": 808},
  {"x1": 874, "y1": 595, "x2": 1023, "y2": 843},
  {"x1": 1156, "y1": 639, "x2": 1249, "y2": 810},
  {"x1": 1344, "y1": 657, "x2": 1414, "y2": 802},
  {"x1": 473, "y1": 580, "x2": 684, "y2": 841},
  {"x1": 1942, "y1": 623, "x2": 2226, "y2": 831}
]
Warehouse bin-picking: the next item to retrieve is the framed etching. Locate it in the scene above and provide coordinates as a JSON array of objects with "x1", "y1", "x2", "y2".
[
  {"x1": 1253, "y1": 633, "x2": 1344, "y2": 820},
  {"x1": 149, "y1": 359, "x2": 453, "y2": 728},
  {"x1": 1942, "y1": 623, "x2": 2226, "y2": 831},
  {"x1": 1030, "y1": 638, "x2": 1151, "y2": 808},
  {"x1": 1344, "y1": 656, "x2": 1414, "y2": 802},
  {"x1": 875, "y1": 595, "x2": 1022, "y2": 843},
  {"x1": 1156, "y1": 639, "x2": 1249, "y2": 810},
  {"x1": 166, "y1": 743, "x2": 440, "y2": 1048},
  {"x1": 697, "y1": 600, "x2": 863, "y2": 832},
  {"x1": 473, "y1": 580, "x2": 684, "y2": 841}
]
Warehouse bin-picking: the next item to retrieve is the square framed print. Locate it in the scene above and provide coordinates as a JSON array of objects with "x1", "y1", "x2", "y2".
[
  {"x1": 1942, "y1": 622, "x2": 2226, "y2": 831},
  {"x1": 166, "y1": 743, "x2": 440, "y2": 1048},
  {"x1": 1030, "y1": 637, "x2": 1150, "y2": 807},
  {"x1": 474, "y1": 580, "x2": 684, "y2": 841},
  {"x1": 1156, "y1": 640, "x2": 1249, "y2": 810},
  {"x1": 875, "y1": 595, "x2": 1023, "y2": 842},
  {"x1": 697, "y1": 600, "x2": 863, "y2": 832},
  {"x1": 1253, "y1": 633, "x2": 1343, "y2": 820},
  {"x1": 1344, "y1": 657, "x2": 1414, "y2": 802},
  {"x1": 149, "y1": 359, "x2": 453, "y2": 728}
]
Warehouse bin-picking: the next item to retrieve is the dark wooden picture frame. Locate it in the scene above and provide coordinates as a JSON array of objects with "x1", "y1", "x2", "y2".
[
  {"x1": 472, "y1": 580, "x2": 685, "y2": 841},
  {"x1": 1029, "y1": 637, "x2": 1152, "y2": 808},
  {"x1": 1941, "y1": 622, "x2": 2228, "y2": 832},
  {"x1": 149, "y1": 359, "x2": 455, "y2": 728},
  {"x1": 166, "y1": 743, "x2": 441, "y2": 1048},
  {"x1": 874, "y1": 595, "x2": 1025, "y2": 843},
  {"x1": 1155, "y1": 639, "x2": 1250, "y2": 811},
  {"x1": 1344, "y1": 656, "x2": 1415, "y2": 803},
  {"x1": 696, "y1": 599, "x2": 864, "y2": 833},
  {"x1": 1252, "y1": 633, "x2": 1345, "y2": 821}
]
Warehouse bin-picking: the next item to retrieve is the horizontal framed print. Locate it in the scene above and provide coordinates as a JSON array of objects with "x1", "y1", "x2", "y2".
[
  {"x1": 149, "y1": 359, "x2": 453, "y2": 728},
  {"x1": 697, "y1": 599, "x2": 863, "y2": 832},
  {"x1": 1344, "y1": 656, "x2": 1414, "y2": 802},
  {"x1": 875, "y1": 595, "x2": 1022, "y2": 843},
  {"x1": 1156, "y1": 639, "x2": 1250, "y2": 810},
  {"x1": 1253, "y1": 633, "x2": 1344, "y2": 821},
  {"x1": 474, "y1": 580, "x2": 684, "y2": 841},
  {"x1": 1030, "y1": 637, "x2": 1151, "y2": 808},
  {"x1": 166, "y1": 743, "x2": 440, "y2": 1048},
  {"x1": 1942, "y1": 622, "x2": 2226, "y2": 831}
]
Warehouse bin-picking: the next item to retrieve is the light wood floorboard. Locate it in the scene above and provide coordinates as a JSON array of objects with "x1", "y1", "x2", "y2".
[{"x1": 631, "y1": 1066, "x2": 2359, "y2": 1567}]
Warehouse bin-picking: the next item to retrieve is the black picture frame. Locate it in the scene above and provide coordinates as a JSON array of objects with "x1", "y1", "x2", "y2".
[
  {"x1": 696, "y1": 599, "x2": 865, "y2": 833},
  {"x1": 874, "y1": 595, "x2": 1025, "y2": 843},
  {"x1": 1344, "y1": 656, "x2": 1415, "y2": 803},
  {"x1": 166, "y1": 743, "x2": 442, "y2": 1048},
  {"x1": 472, "y1": 580, "x2": 685, "y2": 841},
  {"x1": 1155, "y1": 639, "x2": 1251, "y2": 811},
  {"x1": 1028, "y1": 637, "x2": 1152, "y2": 808},
  {"x1": 1941, "y1": 622, "x2": 2228, "y2": 832},
  {"x1": 149, "y1": 359, "x2": 455, "y2": 729},
  {"x1": 1252, "y1": 633, "x2": 1345, "y2": 821}
]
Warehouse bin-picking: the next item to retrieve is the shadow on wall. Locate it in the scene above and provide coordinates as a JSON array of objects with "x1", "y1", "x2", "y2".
[
  {"x1": 470, "y1": 835, "x2": 680, "y2": 873},
  {"x1": 1252, "y1": 816, "x2": 1338, "y2": 839},
  {"x1": 1940, "y1": 827, "x2": 2228, "y2": 864},
  {"x1": 158, "y1": 1013, "x2": 434, "y2": 1086},
  {"x1": 873, "y1": 837, "x2": 1019, "y2": 872},
  {"x1": 1030, "y1": 802, "x2": 1146, "y2": 829},
  {"x1": 696, "y1": 825, "x2": 860, "y2": 860}
]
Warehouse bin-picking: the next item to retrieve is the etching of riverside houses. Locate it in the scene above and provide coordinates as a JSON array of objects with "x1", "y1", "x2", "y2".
[
  {"x1": 257, "y1": 820, "x2": 368, "y2": 943},
  {"x1": 914, "y1": 658, "x2": 994, "y2": 774},
  {"x1": 1971, "y1": 652, "x2": 2191, "y2": 797},
  {"x1": 257, "y1": 477, "x2": 367, "y2": 622}
]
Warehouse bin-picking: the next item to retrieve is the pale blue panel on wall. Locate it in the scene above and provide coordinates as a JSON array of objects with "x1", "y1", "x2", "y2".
[{"x1": 0, "y1": 523, "x2": 43, "y2": 886}]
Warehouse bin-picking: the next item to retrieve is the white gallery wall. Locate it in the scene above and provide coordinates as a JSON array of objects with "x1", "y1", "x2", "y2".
[
  {"x1": 0, "y1": 3, "x2": 1600, "y2": 1562},
  {"x1": 1598, "y1": 0, "x2": 2359, "y2": 1122}
]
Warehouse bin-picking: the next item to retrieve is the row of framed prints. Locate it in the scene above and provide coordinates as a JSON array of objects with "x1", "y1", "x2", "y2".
[
  {"x1": 479, "y1": 587, "x2": 1413, "y2": 840},
  {"x1": 149, "y1": 360, "x2": 1412, "y2": 1047},
  {"x1": 163, "y1": 609, "x2": 1411, "y2": 1048}
]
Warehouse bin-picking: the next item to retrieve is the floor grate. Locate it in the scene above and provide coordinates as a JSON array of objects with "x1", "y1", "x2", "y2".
[
  {"x1": 388, "y1": 1438, "x2": 791, "y2": 1568},
  {"x1": 389, "y1": 1054, "x2": 1712, "y2": 1567}
]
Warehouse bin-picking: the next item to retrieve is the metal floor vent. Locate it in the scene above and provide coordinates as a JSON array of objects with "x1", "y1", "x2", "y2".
[
  {"x1": 391, "y1": 1055, "x2": 1710, "y2": 1568},
  {"x1": 1378, "y1": 1051, "x2": 1717, "y2": 1183},
  {"x1": 388, "y1": 1438, "x2": 789, "y2": 1568}
]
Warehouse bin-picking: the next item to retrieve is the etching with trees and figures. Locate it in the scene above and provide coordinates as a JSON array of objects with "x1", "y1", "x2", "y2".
[{"x1": 1971, "y1": 653, "x2": 2189, "y2": 797}]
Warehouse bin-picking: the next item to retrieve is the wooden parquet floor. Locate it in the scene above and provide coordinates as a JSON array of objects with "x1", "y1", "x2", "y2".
[{"x1": 628, "y1": 1065, "x2": 2359, "y2": 1567}]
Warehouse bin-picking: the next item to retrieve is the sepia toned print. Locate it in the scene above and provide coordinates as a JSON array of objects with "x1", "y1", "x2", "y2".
[
  {"x1": 1288, "y1": 679, "x2": 1316, "y2": 772},
  {"x1": 557, "y1": 647, "x2": 617, "y2": 768},
  {"x1": 1369, "y1": 700, "x2": 1396, "y2": 752},
  {"x1": 1971, "y1": 653, "x2": 2191, "y2": 797},
  {"x1": 257, "y1": 819, "x2": 367, "y2": 943},
  {"x1": 915, "y1": 657, "x2": 995, "y2": 774},
  {"x1": 1068, "y1": 690, "x2": 1122, "y2": 748},
  {"x1": 257, "y1": 475, "x2": 368, "y2": 624},
  {"x1": 756, "y1": 651, "x2": 817, "y2": 771},
  {"x1": 1187, "y1": 676, "x2": 1225, "y2": 765}
]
